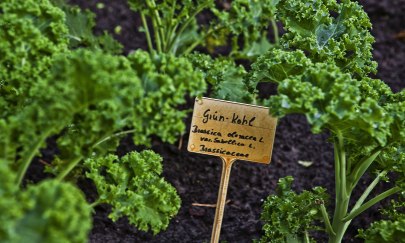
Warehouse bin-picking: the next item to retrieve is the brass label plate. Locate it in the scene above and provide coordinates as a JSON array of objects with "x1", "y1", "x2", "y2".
[{"x1": 188, "y1": 97, "x2": 277, "y2": 164}]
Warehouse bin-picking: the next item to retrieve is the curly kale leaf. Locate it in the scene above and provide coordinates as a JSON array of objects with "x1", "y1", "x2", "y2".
[
  {"x1": 84, "y1": 150, "x2": 181, "y2": 235},
  {"x1": 257, "y1": 176, "x2": 328, "y2": 243},
  {"x1": 1, "y1": 48, "x2": 141, "y2": 178},
  {"x1": 249, "y1": 49, "x2": 312, "y2": 91},
  {"x1": 0, "y1": 163, "x2": 92, "y2": 243},
  {"x1": 276, "y1": 0, "x2": 376, "y2": 77},
  {"x1": 359, "y1": 219, "x2": 405, "y2": 243},
  {"x1": 345, "y1": 87, "x2": 404, "y2": 185},
  {"x1": 13, "y1": 181, "x2": 92, "y2": 243},
  {"x1": 50, "y1": 0, "x2": 123, "y2": 53},
  {"x1": 187, "y1": 53, "x2": 253, "y2": 102},
  {"x1": 128, "y1": 50, "x2": 206, "y2": 144},
  {"x1": 3, "y1": 47, "x2": 204, "y2": 179},
  {"x1": 372, "y1": 90, "x2": 405, "y2": 187},
  {"x1": 48, "y1": 49, "x2": 142, "y2": 163},
  {"x1": 358, "y1": 198, "x2": 405, "y2": 242},
  {"x1": 50, "y1": 50, "x2": 205, "y2": 176},
  {"x1": 266, "y1": 62, "x2": 390, "y2": 144},
  {"x1": 210, "y1": 0, "x2": 279, "y2": 59},
  {"x1": 0, "y1": 162, "x2": 20, "y2": 240},
  {"x1": 0, "y1": 0, "x2": 69, "y2": 113}
]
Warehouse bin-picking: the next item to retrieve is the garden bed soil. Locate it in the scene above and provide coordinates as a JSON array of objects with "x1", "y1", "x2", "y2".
[{"x1": 34, "y1": 0, "x2": 405, "y2": 242}]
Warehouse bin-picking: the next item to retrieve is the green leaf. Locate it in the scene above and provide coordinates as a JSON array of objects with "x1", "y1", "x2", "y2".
[
  {"x1": 49, "y1": 49, "x2": 142, "y2": 161},
  {"x1": 128, "y1": 50, "x2": 206, "y2": 144},
  {"x1": 257, "y1": 176, "x2": 327, "y2": 243},
  {"x1": 0, "y1": 163, "x2": 91, "y2": 243},
  {"x1": 187, "y1": 53, "x2": 254, "y2": 103},
  {"x1": 249, "y1": 49, "x2": 312, "y2": 91},
  {"x1": 51, "y1": 0, "x2": 123, "y2": 53},
  {"x1": 0, "y1": 0, "x2": 69, "y2": 114},
  {"x1": 358, "y1": 198, "x2": 405, "y2": 242},
  {"x1": 261, "y1": 61, "x2": 393, "y2": 147},
  {"x1": 276, "y1": 0, "x2": 377, "y2": 77},
  {"x1": 210, "y1": 0, "x2": 279, "y2": 59},
  {"x1": 84, "y1": 151, "x2": 181, "y2": 235},
  {"x1": 2, "y1": 48, "x2": 142, "y2": 177}
]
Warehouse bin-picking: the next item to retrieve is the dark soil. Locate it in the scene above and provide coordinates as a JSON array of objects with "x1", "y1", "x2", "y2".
[{"x1": 52, "y1": 0, "x2": 405, "y2": 242}]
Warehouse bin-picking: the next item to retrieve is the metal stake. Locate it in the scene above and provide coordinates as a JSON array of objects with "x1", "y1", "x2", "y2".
[{"x1": 210, "y1": 157, "x2": 236, "y2": 243}]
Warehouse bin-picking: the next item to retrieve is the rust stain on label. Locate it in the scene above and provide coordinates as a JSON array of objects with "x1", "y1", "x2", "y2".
[{"x1": 188, "y1": 97, "x2": 277, "y2": 164}]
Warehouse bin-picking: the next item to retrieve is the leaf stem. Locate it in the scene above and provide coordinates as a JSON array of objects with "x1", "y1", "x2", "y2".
[
  {"x1": 148, "y1": 0, "x2": 167, "y2": 50},
  {"x1": 164, "y1": 0, "x2": 178, "y2": 52},
  {"x1": 270, "y1": 18, "x2": 279, "y2": 45},
  {"x1": 16, "y1": 130, "x2": 51, "y2": 186},
  {"x1": 182, "y1": 26, "x2": 224, "y2": 55},
  {"x1": 333, "y1": 135, "x2": 341, "y2": 204},
  {"x1": 343, "y1": 186, "x2": 401, "y2": 222},
  {"x1": 320, "y1": 202, "x2": 336, "y2": 237},
  {"x1": 304, "y1": 230, "x2": 310, "y2": 243},
  {"x1": 329, "y1": 131, "x2": 351, "y2": 243},
  {"x1": 151, "y1": 17, "x2": 162, "y2": 53},
  {"x1": 90, "y1": 200, "x2": 101, "y2": 208},
  {"x1": 337, "y1": 133, "x2": 347, "y2": 197},
  {"x1": 345, "y1": 170, "x2": 387, "y2": 223},
  {"x1": 93, "y1": 129, "x2": 136, "y2": 147},
  {"x1": 56, "y1": 129, "x2": 136, "y2": 181},
  {"x1": 182, "y1": 39, "x2": 203, "y2": 55},
  {"x1": 140, "y1": 13, "x2": 154, "y2": 53},
  {"x1": 56, "y1": 156, "x2": 83, "y2": 181},
  {"x1": 167, "y1": 2, "x2": 211, "y2": 53},
  {"x1": 348, "y1": 148, "x2": 381, "y2": 191}
]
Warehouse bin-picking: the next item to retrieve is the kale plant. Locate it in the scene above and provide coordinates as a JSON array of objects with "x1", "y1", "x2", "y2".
[
  {"x1": 0, "y1": 161, "x2": 92, "y2": 243},
  {"x1": 85, "y1": 150, "x2": 181, "y2": 235},
  {"x1": 127, "y1": 0, "x2": 279, "y2": 58},
  {"x1": 0, "y1": 0, "x2": 206, "y2": 240},
  {"x1": 256, "y1": 177, "x2": 328, "y2": 243},
  {"x1": 127, "y1": 0, "x2": 281, "y2": 103},
  {"x1": 252, "y1": 0, "x2": 404, "y2": 242}
]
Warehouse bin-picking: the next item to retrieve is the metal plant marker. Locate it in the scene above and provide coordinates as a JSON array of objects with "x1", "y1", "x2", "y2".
[{"x1": 187, "y1": 97, "x2": 277, "y2": 243}]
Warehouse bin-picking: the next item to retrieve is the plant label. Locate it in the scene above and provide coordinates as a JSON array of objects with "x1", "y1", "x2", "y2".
[{"x1": 188, "y1": 97, "x2": 277, "y2": 164}]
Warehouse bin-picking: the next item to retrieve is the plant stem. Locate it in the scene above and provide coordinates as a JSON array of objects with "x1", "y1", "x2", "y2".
[
  {"x1": 182, "y1": 26, "x2": 224, "y2": 55},
  {"x1": 56, "y1": 130, "x2": 136, "y2": 181},
  {"x1": 329, "y1": 131, "x2": 351, "y2": 243},
  {"x1": 151, "y1": 17, "x2": 162, "y2": 53},
  {"x1": 90, "y1": 200, "x2": 101, "y2": 208},
  {"x1": 182, "y1": 39, "x2": 203, "y2": 55},
  {"x1": 165, "y1": 23, "x2": 178, "y2": 52},
  {"x1": 338, "y1": 133, "x2": 347, "y2": 197},
  {"x1": 304, "y1": 231, "x2": 310, "y2": 243},
  {"x1": 56, "y1": 156, "x2": 83, "y2": 181},
  {"x1": 344, "y1": 170, "x2": 387, "y2": 223},
  {"x1": 330, "y1": 192, "x2": 351, "y2": 243},
  {"x1": 93, "y1": 129, "x2": 136, "y2": 147},
  {"x1": 16, "y1": 131, "x2": 51, "y2": 186},
  {"x1": 167, "y1": 2, "x2": 210, "y2": 53},
  {"x1": 164, "y1": 0, "x2": 178, "y2": 52},
  {"x1": 320, "y1": 203, "x2": 336, "y2": 237},
  {"x1": 148, "y1": 0, "x2": 167, "y2": 50},
  {"x1": 270, "y1": 18, "x2": 279, "y2": 45},
  {"x1": 348, "y1": 148, "x2": 381, "y2": 191},
  {"x1": 333, "y1": 136, "x2": 341, "y2": 203},
  {"x1": 140, "y1": 13, "x2": 154, "y2": 53},
  {"x1": 343, "y1": 186, "x2": 401, "y2": 222}
]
